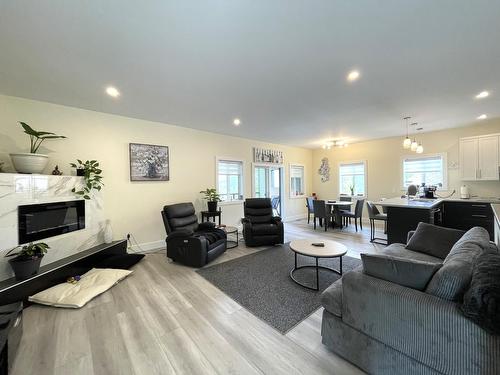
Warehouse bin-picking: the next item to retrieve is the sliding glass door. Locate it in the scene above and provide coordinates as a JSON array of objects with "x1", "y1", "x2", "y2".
[{"x1": 253, "y1": 165, "x2": 283, "y2": 216}]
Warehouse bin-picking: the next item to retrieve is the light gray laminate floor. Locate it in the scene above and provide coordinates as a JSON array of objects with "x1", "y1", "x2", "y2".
[{"x1": 11, "y1": 219, "x2": 385, "y2": 375}]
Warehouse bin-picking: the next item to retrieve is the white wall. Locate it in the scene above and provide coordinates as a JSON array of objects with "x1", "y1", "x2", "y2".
[
  {"x1": 0, "y1": 95, "x2": 312, "y2": 250},
  {"x1": 312, "y1": 120, "x2": 500, "y2": 210}
]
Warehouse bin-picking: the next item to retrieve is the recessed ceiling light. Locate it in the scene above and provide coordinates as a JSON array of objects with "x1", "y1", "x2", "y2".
[
  {"x1": 477, "y1": 114, "x2": 487, "y2": 120},
  {"x1": 347, "y1": 70, "x2": 360, "y2": 82},
  {"x1": 105, "y1": 86, "x2": 120, "y2": 98},
  {"x1": 475, "y1": 91, "x2": 489, "y2": 99},
  {"x1": 233, "y1": 118, "x2": 241, "y2": 126}
]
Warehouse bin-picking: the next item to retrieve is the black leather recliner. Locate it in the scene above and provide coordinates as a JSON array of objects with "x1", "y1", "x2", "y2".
[
  {"x1": 242, "y1": 198, "x2": 284, "y2": 247},
  {"x1": 161, "y1": 203, "x2": 226, "y2": 267}
]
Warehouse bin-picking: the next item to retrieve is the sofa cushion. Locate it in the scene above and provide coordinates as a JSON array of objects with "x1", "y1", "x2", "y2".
[
  {"x1": 426, "y1": 227, "x2": 490, "y2": 302},
  {"x1": 405, "y1": 222, "x2": 465, "y2": 259},
  {"x1": 321, "y1": 279, "x2": 343, "y2": 317},
  {"x1": 361, "y1": 253, "x2": 442, "y2": 291},
  {"x1": 383, "y1": 243, "x2": 443, "y2": 264},
  {"x1": 461, "y1": 250, "x2": 500, "y2": 335},
  {"x1": 251, "y1": 223, "x2": 278, "y2": 235}
]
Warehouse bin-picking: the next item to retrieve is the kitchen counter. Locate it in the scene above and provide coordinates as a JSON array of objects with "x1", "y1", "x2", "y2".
[
  {"x1": 376, "y1": 197, "x2": 442, "y2": 209},
  {"x1": 493, "y1": 204, "x2": 500, "y2": 246},
  {"x1": 493, "y1": 204, "x2": 500, "y2": 224},
  {"x1": 376, "y1": 196, "x2": 497, "y2": 244},
  {"x1": 376, "y1": 196, "x2": 500, "y2": 209}
]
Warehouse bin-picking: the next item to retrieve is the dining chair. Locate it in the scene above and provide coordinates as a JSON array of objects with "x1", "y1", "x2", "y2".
[
  {"x1": 312, "y1": 200, "x2": 330, "y2": 231},
  {"x1": 341, "y1": 199, "x2": 365, "y2": 232},
  {"x1": 338, "y1": 195, "x2": 352, "y2": 226},
  {"x1": 366, "y1": 201, "x2": 388, "y2": 244},
  {"x1": 305, "y1": 197, "x2": 315, "y2": 224}
]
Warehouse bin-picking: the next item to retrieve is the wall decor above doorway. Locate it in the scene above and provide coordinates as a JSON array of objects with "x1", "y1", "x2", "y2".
[{"x1": 253, "y1": 147, "x2": 283, "y2": 164}]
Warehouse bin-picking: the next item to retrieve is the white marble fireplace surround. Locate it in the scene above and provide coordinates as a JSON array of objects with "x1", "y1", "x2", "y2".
[{"x1": 0, "y1": 173, "x2": 105, "y2": 281}]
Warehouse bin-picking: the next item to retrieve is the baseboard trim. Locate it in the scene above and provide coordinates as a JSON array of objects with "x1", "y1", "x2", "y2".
[
  {"x1": 284, "y1": 213, "x2": 308, "y2": 222},
  {"x1": 128, "y1": 239, "x2": 164, "y2": 253}
]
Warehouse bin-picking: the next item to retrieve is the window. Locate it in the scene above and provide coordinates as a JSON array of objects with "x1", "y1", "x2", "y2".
[
  {"x1": 339, "y1": 161, "x2": 366, "y2": 196},
  {"x1": 402, "y1": 154, "x2": 446, "y2": 188},
  {"x1": 217, "y1": 159, "x2": 244, "y2": 202},
  {"x1": 289, "y1": 164, "x2": 305, "y2": 197}
]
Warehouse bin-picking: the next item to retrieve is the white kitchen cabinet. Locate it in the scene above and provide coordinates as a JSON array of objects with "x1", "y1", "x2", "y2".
[
  {"x1": 459, "y1": 134, "x2": 499, "y2": 181},
  {"x1": 478, "y1": 136, "x2": 499, "y2": 180},
  {"x1": 460, "y1": 138, "x2": 478, "y2": 180}
]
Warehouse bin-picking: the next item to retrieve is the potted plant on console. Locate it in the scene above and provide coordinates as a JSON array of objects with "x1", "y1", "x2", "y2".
[
  {"x1": 70, "y1": 159, "x2": 104, "y2": 199},
  {"x1": 5, "y1": 242, "x2": 50, "y2": 280},
  {"x1": 9, "y1": 122, "x2": 66, "y2": 174},
  {"x1": 200, "y1": 188, "x2": 221, "y2": 212}
]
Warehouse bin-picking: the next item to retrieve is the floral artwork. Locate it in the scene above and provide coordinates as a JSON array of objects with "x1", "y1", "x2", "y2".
[
  {"x1": 318, "y1": 157, "x2": 330, "y2": 182},
  {"x1": 129, "y1": 143, "x2": 169, "y2": 181}
]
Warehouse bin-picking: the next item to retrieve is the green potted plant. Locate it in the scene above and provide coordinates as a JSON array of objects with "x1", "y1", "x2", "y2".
[
  {"x1": 70, "y1": 160, "x2": 104, "y2": 199},
  {"x1": 9, "y1": 122, "x2": 66, "y2": 174},
  {"x1": 200, "y1": 188, "x2": 221, "y2": 212},
  {"x1": 349, "y1": 183, "x2": 355, "y2": 196},
  {"x1": 5, "y1": 242, "x2": 50, "y2": 280}
]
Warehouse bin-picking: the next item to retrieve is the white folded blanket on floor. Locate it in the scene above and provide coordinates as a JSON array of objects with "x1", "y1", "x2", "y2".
[{"x1": 28, "y1": 268, "x2": 132, "y2": 308}]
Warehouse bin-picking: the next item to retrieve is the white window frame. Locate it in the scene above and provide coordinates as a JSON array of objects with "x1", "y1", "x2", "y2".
[
  {"x1": 400, "y1": 153, "x2": 448, "y2": 190},
  {"x1": 216, "y1": 157, "x2": 245, "y2": 205},
  {"x1": 338, "y1": 160, "x2": 367, "y2": 198},
  {"x1": 289, "y1": 163, "x2": 306, "y2": 198}
]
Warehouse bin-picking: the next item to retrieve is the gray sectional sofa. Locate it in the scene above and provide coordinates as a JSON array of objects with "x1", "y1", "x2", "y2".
[{"x1": 321, "y1": 225, "x2": 500, "y2": 375}]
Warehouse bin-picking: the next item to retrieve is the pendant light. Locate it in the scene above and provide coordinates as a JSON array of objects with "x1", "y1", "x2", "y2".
[
  {"x1": 416, "y1": 142, "x2": 424, "y2": 154},
  {"x1": 410, "y1": 122, "x2": 418, "y2": 151},
  {"x1": 402, "y1": 116, "x2": 412, "y2": 149}
]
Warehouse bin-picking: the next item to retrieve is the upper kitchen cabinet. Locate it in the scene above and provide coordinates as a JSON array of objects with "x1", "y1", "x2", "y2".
[{"x1": 460, "y1": 134, "x2": 499, "y2": 181}]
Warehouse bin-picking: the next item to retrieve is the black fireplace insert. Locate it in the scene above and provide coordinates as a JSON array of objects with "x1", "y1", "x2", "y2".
[{"x1": 18, "y1": 200, "x2": 85, "y2": 244}]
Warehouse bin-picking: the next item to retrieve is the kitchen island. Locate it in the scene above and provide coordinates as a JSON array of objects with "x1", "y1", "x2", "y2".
[
  {"x1": 376, "y1": 198, "x2": 442, "y2": 244},
  {"x1": 376, "y1": 197, "x2": 498, "y2": 244}
]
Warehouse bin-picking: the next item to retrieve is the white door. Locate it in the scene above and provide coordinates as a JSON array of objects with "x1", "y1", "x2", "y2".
[
  {"x1": 478, "y1": 136, "x2": 499, "y2": 180},
  {"x1": 460, "y1": 138, "x2": 478, "y2": 180}
]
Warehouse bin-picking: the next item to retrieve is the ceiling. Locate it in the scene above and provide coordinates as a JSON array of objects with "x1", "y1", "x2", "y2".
[{"x1": 1, "y1": 1, "x2": 499, "y2": 148}]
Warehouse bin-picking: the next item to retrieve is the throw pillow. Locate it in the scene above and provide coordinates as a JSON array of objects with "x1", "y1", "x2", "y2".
[
  {"x1": 405, "y1": 222, "x2": 465, "y2": 259},
  {"x1": 361, "y1": 253, "x2": 442, "y2": 291},
  {"x1": 95, "y1": 254, "x2": 145, "y2": 269},
  {"x1": 426, "y1": 227, "x2": 490, "y2": 302},
  {"x1": 461, "y1": 251, "x2": 500, "y2": 335}
]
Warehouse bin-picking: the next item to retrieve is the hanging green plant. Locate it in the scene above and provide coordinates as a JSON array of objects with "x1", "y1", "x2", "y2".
[{"x1": 70, "y1": 159, "x2": 103, "y2": 199}]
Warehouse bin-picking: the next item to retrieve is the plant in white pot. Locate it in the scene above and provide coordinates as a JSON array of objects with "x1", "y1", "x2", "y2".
[
  {"x1": 5, "y1": 242, "x2": 50, "y2": 280},
  {"x1": 10, "y1": 122, "x2": 66, "y2": 174}
]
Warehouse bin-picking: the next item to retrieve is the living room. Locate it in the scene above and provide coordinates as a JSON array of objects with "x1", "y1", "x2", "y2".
[{"x1": 1, "y1": 2, "x2": 500, "y2": 375}]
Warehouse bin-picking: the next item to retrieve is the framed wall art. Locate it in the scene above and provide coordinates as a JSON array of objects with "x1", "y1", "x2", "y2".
[{"x1": 129, "y1": 143, "x2": 169, "y2": 181}]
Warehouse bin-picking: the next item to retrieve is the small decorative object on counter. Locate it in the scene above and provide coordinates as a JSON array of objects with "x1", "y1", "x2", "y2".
[
  {"x1": 0, "y1": 161, "x2": 4, "y2": 172},
  {"x1": 4, "y1": 242, "x2": 50, "y2": 280},
  {"x1": 9, "y1": 122, "x2": 66, "y2": 174},
  {"x1": 104, "y1": 219, "x2": 113, "y2": 244},
  {"x1": 51, "y1": 165, "x2": 63, "y2": 175}
]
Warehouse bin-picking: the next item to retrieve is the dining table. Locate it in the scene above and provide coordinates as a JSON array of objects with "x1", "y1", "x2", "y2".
[{"x1": 325, "y1": 200, "x2": 354, "y2": 229}]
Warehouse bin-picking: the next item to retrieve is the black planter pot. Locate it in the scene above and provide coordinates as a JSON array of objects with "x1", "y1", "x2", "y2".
[
  {"x1": 207, "y1": 201, "x2": 218, "y2": 212},
  {"x1": 76, "y1": 168, "x2": 85, "y2": 176},
  {"x1": 8, "y1": 256, "x2": 43, "y2": 281}
]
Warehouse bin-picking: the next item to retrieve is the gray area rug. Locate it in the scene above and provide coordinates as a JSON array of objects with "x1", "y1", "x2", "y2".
[{"x1": 196, "y1": 244, "x2": 361, "y2": 333}]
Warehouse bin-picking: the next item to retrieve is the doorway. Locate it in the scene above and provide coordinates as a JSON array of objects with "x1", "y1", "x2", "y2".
[{"x1": 253, "y1": 164, "x2": 284, "y2": 217}]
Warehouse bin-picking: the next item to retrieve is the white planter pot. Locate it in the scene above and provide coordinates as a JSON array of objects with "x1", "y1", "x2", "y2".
[{"x1": 9, "y1": 153, "x2": 49, "y2": 174}]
